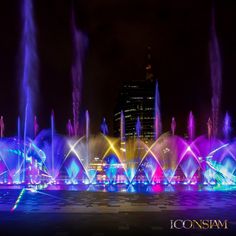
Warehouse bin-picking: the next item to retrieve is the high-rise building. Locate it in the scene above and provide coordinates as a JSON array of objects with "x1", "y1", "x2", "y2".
[{"x1": 114, "y1": 47, "x2": 157, "y2": 141}]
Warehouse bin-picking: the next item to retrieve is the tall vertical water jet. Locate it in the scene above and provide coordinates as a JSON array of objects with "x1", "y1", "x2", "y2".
[
  {"x1": 85, "y1": 110, "x2": 90, "y2": 169},
  {"x1": 188, "y1": 111, "x2": 195, "y2": 140},
  {"x1": 136, "y1": 117, "x2": 141, "y2": 138},
  {"x1": 171, "y1": 117, "x2": 176, "y2": 136},
  {"x1": 120, "y1": 111, "x2": 125, "y2": 142},
  {"x1": 71, "y1": 10, "x2": 88, "y2": 136},
  {"x1": 22, "y1": 104, "x2": 28, "y2": 182},
  {"x1": 17, "y1": 117, "x2": 21, "y2": 183},
  {"x1": 67, "y1": 119, "x2": 74, "y2": 136},
  {"x1": 209, "y1": 5, "x2": 222, "y2": 138},
  {"x1": 17, "y1": 116, "x2": 21, "y2": 143},
  {"x1": 20, "y1": 0, "x2": 38, "y2": 138},
  {"x1": 120, "y1": 111, "x2": 126, "y2": 161},
  {"x1": 51, "y1": 111, "x2": 55, "y2": 180},
  {"x1": 34, "y1": 116, "x2": 39, "y2": 138},
  {"x1": 0, "y1": 116, "x2": 4, "y2": 138},
  {"x1": 154, "y1": 81, "x2": 161, "y2": 139},
  {"x1": 19, "y1": 0, "x2": 38, "y2": 182},
  {"x1": 207, "y1": 118, "x2": 213, "y2": 139},
  {"x1": 223, "y1": 112, "x2": 231, "y2": 140},
  {"x1": 136, "y1": 117, "x2": 141, "y2": 162},
  {"x1": 100, "y1": 117, "x2": 108, "y2": 135}
]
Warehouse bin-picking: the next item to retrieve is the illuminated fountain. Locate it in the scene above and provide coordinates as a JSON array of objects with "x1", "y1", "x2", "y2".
[{"x1": 0, "y1": 108, "x2": 236, "y2": 186}]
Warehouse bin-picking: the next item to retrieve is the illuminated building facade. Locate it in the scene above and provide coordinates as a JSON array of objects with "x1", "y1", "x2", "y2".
[{"x1": 114, "y1": 47, "x2": 157, "y2": 141}]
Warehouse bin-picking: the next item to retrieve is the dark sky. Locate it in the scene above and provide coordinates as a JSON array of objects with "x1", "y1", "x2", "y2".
[{"x1": 0, "y1": 0, "x2": 236, "y2": 137}]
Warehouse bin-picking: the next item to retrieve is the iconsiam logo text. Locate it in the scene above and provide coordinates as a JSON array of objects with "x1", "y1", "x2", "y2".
[{"x1": 170, "y1": 219, "x2": 228, "y2": 230}]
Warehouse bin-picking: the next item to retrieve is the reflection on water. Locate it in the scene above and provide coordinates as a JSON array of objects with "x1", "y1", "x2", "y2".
[
  {"x1": 1, "y1": 184, "x2": 236, "y2": 214},
  {"x1": 44, "y1": 184, "x2": 236, "y2": 193},
  {"x1": 1, "y1": 184, "x2": 236, "y2": 193}
]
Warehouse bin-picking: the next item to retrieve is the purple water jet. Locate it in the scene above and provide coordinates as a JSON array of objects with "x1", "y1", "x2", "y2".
[
  {"x1": 51, "y1": 110, "x2": 55, "y2": 180},
  {"x1": 67, "y1": 119, "x2": 74, "y2": 136},
  {"x1": 85, "y1": 110, "x2": 90, "y2": 169},
  {"x1": 207, "y1": 117, "x2": 213, "y2": 139},
  {"x1": 0, "y1": 116, "x2": 4, "y2": 138},
  {"x1": 85, "y1": 110, "x2": 90, "y2": 139},
  {"x1": 154, "y1": 81, "x2": 161, "y2": 139},
  {"x1": 171, "y1": 117, "x2": 176, "y2": 136},
  {"x1": 223, "y1": 112, "x2": 231, "y2": 140},
  {"x1": 34, "y1": 116, "x2": 39, "y2": 138},
  {"x1": 188, "y1": 111, "x2": 195, "y2": 140},
  {"x1": 71, "y1": 11, "x2": 88, "y2": 136},
  {"x1": 209, "y1": 5, "x2": 222, "y2": 137},
  {"x1": 16, "y1": 116, "x2": 21, "y2": 183}
]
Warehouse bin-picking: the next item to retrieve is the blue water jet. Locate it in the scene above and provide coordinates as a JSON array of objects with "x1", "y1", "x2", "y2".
[
  {"x1": 136, "y1": 117, "x2": 141, "y2": 138},
  {"x1": 19, "y1": 0, "x2": 39, "y2": 182},
  {"x1": 20, "y1": 0, "x2": 38, "y2": 138},
  {"x1": 100, "y1": 117, "x2": 108, "y2": 135}
]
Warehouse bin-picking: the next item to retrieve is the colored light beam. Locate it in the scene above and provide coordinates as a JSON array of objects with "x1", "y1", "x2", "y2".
[
  {"x1": 11, "y1": 188, "x2": 25, "y2": 212},
  {"x1": 207, "y1": 143, "x2": 229, "y2": 158}
]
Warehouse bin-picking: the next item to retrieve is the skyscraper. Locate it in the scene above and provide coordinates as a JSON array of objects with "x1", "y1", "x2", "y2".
[{"x1": 114, "y1": 47, "x2": 158, "y2": 142}]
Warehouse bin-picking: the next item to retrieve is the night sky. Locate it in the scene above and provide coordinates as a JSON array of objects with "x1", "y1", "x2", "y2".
[{"x1": 0, "y1": 0, "x2": 236, "y2": 137}]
